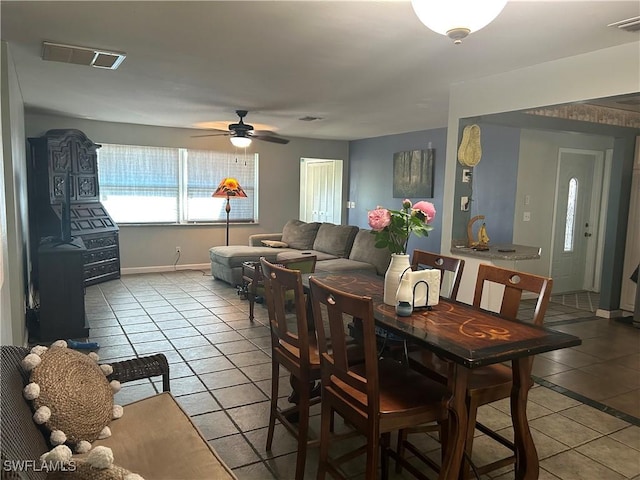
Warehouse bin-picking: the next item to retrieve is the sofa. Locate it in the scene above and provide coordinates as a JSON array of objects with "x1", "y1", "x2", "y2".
[
  {"x1": 209, "y1": 220, "x2": 392, "y2": 286},
  {"x1": 0, "y1": 345, "x2": 237, "y2": 480}
]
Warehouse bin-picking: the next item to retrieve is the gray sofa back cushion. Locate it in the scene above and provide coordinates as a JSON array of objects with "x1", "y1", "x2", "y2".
[
  {"x1": 313, "y1": 223, "x2": 359, "y2": 258},
  {"x1": 349, "y1": 229, "x2": 391, "y2": 275},
  {"x1": 281, "y1": 220, "x2": 321, "y2": 250}
]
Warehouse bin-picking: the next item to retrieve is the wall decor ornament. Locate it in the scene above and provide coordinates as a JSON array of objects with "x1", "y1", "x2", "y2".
[{"x1": 393, "y1": 148, "x2": 435, "y2": 198}]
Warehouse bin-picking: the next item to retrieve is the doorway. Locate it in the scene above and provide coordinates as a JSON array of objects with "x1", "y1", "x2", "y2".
[
  {"x1": 299, "y1": 158, "x2": 343, "y2": 224},
  {"x1": 550, "y1": 149, "x2": 605, "y2": 294}
]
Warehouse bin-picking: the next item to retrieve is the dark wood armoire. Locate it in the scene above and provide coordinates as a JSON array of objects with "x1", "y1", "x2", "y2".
[{"x1": 27, "y1": 129, "x2": 121, "y2": 289}]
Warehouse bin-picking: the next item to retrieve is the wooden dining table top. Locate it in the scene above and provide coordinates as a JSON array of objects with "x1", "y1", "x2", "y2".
[{"x1": 303, "y1": 270, "x2": 582, "y2": 369}]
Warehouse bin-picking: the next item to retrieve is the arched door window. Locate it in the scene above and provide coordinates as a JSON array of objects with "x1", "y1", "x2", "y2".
[{"x1": 564, "y1": 178, "x2": 578, "y2": 252}]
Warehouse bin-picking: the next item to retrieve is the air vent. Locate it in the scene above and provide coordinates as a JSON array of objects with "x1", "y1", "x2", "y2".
[
  {"x1": 42, "y1": 42, "x2": 126, "y2": 70},
  {"x1": 608, "y1": 16, "x2": 640, "y2": 32},
  {"x1": 299, "y1": 116, "x2": 323, "y2": 122}
]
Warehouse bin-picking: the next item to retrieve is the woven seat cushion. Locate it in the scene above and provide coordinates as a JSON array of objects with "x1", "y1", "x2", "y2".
[
  {"x1": 91, "y1": 392, "x2": 236, "y2": 479},
  {"x1": 26, "y1": 346, "x2": 114, "y2": 448}
]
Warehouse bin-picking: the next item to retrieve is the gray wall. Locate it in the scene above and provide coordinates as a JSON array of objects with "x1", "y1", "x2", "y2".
[
  {"x1": 513, "y1": 129, "x2": 615, "y2": 278},
  {"x1": 348, "y1": 128, "x2": 447, "y2": 255},
  {"x1": 1, "y1": 42, "x2": 29, "y2": 346},
  {"x1": 25, "y1": 114, "x2": 349, "y2": 271}
]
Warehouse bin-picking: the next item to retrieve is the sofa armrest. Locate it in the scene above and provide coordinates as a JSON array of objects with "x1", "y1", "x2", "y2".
[
  {"x1": 248, "y1": 233, "x2": 283, "y2": 246},
  {"x1": 108, "y1": 354, "x2": 170, "y2": 392}
]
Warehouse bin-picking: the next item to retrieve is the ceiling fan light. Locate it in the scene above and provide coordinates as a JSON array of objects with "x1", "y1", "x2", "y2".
[
  {"x1": 411, "y1": 0, "x2": 507, "y2": 42},
  {"x1": 230, "y1": 136, "x2": 252, "y2": 148}
]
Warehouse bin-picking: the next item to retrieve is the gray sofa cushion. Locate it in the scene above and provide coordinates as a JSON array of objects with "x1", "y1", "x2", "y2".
[
  {"x1": 281, "y1": 220, "x2": 321, "y2": 250},
  {"x1": 209, "y1": 246, "x2": 287, "y2": 268},
  {"x1": 315, "y1": 258, "x2": 377, "y2": 274},
  {"x1": 313, "y1": 223, "x2": 359, "y2": 258},
  {"x1": 349, "y1": 229, "x2": 391, "y2": 275},
  {"x1": 276, "y1": 250, "x2": 338, "y2": 262}
]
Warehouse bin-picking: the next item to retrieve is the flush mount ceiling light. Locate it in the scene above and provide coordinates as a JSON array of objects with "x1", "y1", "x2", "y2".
[
  {"x1": 229, "y1": 135, "x2": 252, "y2": 148},
  {"x1": 411, "y1": 0, "x2": 508, "y2": 44}
]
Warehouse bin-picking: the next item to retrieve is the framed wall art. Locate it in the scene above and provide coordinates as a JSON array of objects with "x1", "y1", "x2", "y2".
[{"x1": 392, "y1": 148, "x2": 434, "y2": 198}]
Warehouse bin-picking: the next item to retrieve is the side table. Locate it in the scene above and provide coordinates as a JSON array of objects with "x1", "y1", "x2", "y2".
[{"x1": 241, "y1": 261, "x2": 263, "y2": 322}]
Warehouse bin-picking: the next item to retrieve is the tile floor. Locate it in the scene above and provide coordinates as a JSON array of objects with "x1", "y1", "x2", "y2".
[{"x1": 84, "y1": 271, "x2": 640, "y2": 480}]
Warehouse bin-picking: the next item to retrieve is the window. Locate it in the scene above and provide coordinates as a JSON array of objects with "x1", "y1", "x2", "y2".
[
  {"x1": 97, "y1": 144, "x2": 257, "y2": 224},
  {"x1": 563, "y1": 177, "x2": 578, "y2": 252}
]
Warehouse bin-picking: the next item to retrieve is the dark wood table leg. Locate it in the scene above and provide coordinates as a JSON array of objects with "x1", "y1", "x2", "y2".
[
  {"x1": 511, "y1": 357, "x2": 538, "y2": 480},
  {"x1": 439, "y1": 363, "x2": 468, "y2": 480},
  {"x1": 247, "y1": 279, "x2": 256, "y2": 322},
  {"x1": 285, "y1": 375, "x2": 320, "y2": 423}
]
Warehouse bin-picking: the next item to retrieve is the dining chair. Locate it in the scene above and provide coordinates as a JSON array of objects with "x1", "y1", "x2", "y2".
[
  {"x1": 244, "y1": 256, "x2": 317, "y2": 321},
  {"x1": 260, "y1": 257, "x2": 320, "y2": 480},
  {"x1": 378, "y1": 250, "x2": 465, "y2": 362},
  {"x1": 401, "y1": 263, "x2": 553, "y2": 479},
  {"x1": 309, "y1": 275, "x2": 451, "y2": 480}
]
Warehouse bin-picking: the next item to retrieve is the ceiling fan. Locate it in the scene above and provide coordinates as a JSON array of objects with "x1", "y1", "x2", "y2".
[{"x1": 193, "y1": 110, "x2": 290, "y2": 146}]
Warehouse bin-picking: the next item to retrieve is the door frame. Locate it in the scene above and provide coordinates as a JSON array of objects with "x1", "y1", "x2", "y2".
[
  {"x1": 299, "y1": 158, "x2": 343, "y2": 224},
  {"x1": 549, "y1": 148, "x2": 607, "y2": 292}
]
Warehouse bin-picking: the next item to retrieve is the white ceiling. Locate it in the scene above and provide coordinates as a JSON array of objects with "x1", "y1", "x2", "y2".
[{"x1": 2, "y1": 1, "x2": 639, "y2": 141}]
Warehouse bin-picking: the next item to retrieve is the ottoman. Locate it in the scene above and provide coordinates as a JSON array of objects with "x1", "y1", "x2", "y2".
[{"x1": 209, "y1": 245, "x2": 294, "y2": 285}]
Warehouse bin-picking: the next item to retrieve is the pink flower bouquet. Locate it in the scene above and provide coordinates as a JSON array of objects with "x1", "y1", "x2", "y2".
[{"x1": 368, "y1": 199, "x2": 436, "y2": 254}]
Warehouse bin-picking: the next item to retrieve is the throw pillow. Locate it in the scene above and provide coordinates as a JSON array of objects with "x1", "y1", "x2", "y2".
[
  {"x1": 312, "y1": 224, "x2": 359, "y2": 258},
  {"x1": 280, "y1": 220, "x2": 321, "y2": 250},
  {"x1": 22, "y1": 341, "x2": 123, "y2": 452},
  {"x1": 42, "y1": 445, "x2": 144, "y2": 480},
  {"x1": 261, "y1": 240, "x2": 289, "y2": 248}
]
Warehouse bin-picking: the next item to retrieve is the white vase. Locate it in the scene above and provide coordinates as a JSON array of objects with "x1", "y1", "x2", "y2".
[{"x1": 383, "y1": 253, "x2": 411, "y2": 306}]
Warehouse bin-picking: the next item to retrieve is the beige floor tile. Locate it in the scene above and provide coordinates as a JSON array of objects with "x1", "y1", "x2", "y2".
[
  {"x1": 576, "y1": 436, "x2": 640, "y2": 478},
  {"x1": 559, "y1": 404, "x2": 631, "y2": 434},
  {"x1": 541, "y1": 450, "x2": 626, "y2": 480},
  {"x1": 526, "y1": 386, "x2": 581, "y2": 412},
  {"x1": 529, "y1": 413, "x2": 602, "y2": 448},
  {"x1": 610, "y1": 425, "x2": 640, "y2": 451}
]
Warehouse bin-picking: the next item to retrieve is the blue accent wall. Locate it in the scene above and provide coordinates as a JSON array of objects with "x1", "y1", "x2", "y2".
[
  {"x1": 465, "y1": 123, "x2": 520, "y2": 244},
  {"x1": 348, "y1": 128, "x2": 447, "y2": 255}
]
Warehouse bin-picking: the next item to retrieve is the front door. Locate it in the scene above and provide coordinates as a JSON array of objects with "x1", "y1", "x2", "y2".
[{"x1": 551, "y1": 149, "x2": 602, "y2": 293}]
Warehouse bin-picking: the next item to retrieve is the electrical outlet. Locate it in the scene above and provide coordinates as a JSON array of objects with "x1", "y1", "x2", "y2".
[
  {"x1": 462, "y1": 169, "x2": 471, "y2": 183},
  {"x1": 461, "y1": 196, "x2": 470, "y2": 211},
  {"x1": 523, "y1": 212, "x2": 531, "y2": 222},
  {"x1": 175, "y1": 246, "x2": 181, "y2": 254}
]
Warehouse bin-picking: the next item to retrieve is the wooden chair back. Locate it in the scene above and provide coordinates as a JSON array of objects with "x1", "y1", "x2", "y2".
[
  {"x1": 411, "y1": 249, "x2": 465, "y2": 300},
  {"x1": 260, "y1": 257, "x2": 314, "y2": 369},
  {"x1": 473, "y1": 263, "x2": 553, "y2": 326},
  {"x1": 309, "y1": 276, "x2": 380, "y2": 418}
]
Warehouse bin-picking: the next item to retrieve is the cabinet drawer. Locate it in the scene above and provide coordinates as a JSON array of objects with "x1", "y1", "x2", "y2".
[
  {"x1": 84, "y1": 259, "x2": 120, "y2": 284},
  {"x1": 82, "y1": 233, "x2": 118, "y2": 250},
  {"x1": 84, "y1": 246, "x2": 118, "y2": 265}
]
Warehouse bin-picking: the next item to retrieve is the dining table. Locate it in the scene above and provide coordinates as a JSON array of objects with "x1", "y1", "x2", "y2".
[{"x1": 301, "y1": 270, "x2": 582, "y2": 480}]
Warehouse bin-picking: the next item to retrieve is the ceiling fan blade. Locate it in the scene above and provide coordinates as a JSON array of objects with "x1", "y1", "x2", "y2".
[
  {"x1": 191, "y1": 131, "x2": 231, "y2": 138},
  {"x1": 252, "y1": 132, "x2": 290, "y2": 144}
]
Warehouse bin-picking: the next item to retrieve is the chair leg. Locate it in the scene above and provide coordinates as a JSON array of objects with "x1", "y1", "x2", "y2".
[
  {"x1": 461, "y1": 396, "x2": 480, "y2": 480},
  {"x1": 316, "y1": 400, "x2": 332, "y2": 480},
  {"x1": 294, "y1": 377, "x2": 310, "y2": 480},
  {"x1": 266, "y1": 359, "x2": 280, "y2": 451},
  {"x1": 381, "y1": 432, "x2": 391, "y2": 480},
  {"x1": 395, "y1": 429, "x2": 407, "y2": 474},
  {"x1": 365, "y1": 425, "x2": 380, "y2": 480}
]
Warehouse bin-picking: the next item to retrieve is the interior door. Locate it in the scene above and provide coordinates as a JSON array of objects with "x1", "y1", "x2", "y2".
[
  {"x1": 299, "y1": 158, "x2": 343, "y2": 224},
  {"x1": 551, "y1": 150, "x2": 599, "y2": 293}
]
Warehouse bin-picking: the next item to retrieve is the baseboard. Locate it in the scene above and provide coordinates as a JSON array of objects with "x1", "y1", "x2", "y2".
[
  {"x1": 595, "y1": 308, "x2": 623, "y2": 319},
  {"x1": 121, "y1": 263, "x2": 211, "y2": 275}
]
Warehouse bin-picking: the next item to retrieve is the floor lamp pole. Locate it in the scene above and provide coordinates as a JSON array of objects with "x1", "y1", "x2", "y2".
[{"x1": 225, "y1": 195, "x2": 231, "y2": 246}]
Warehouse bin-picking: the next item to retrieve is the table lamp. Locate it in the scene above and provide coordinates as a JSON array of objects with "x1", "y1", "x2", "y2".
[{"x1": 212, "y1": 177, "x2": 247, "y2": 246}]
